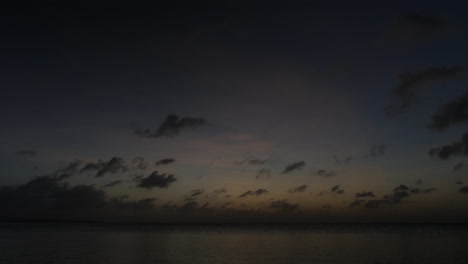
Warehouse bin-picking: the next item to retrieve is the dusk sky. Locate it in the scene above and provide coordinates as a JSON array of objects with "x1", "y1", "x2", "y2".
[{"x1": 1, "y1": 1, "x2": 467, "y2": 223}]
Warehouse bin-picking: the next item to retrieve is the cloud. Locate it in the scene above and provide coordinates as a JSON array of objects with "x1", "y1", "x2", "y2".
[
  {"x1": 458, "y1": 186, "x2": 468, "y2": 194},
  {"x1": 332, "y1": 155, "x2": 352, "y2": 166},
  {"x1": 355, "y1": 191, "x2": 375, "y2": 198},
  {"x1": 0, "y1": 174, "x2": 157, "y2": 219},
  {"x1": 369, "y1": 145, "x2": 385, "y2": 158},
  {"x1": 453, "y1": 162, "x2": 466, "y2": 172},
  {"x1": 16, "y1": 150, "x2": 37, "y2": 157},
  {"x1": 256, "y1": 168, "x2": 272, "y2": 180},
  {"x1": 185, "y1": 189, "x2": 204, "y2": 201},
  {"x1": 130, "y1": 157, "x2": 147, "y2": 170},
  {"x1": 155, "y1": 158, "x2": 176, "y2": 166},
  {"x1": 281, "y1": 161, "x2": 306, "y2": 174},
  {"x1": 248, "y1": 159, "x2": 268, "y2": 165},
  {"x1": 363, "y1": 184, "x2": 412, "y2": 209},
  {"x1": 136, "y1": 171, "x2": 177, "y2": 189},
  {"x1": 416, "y1": 178, "x2": 423, "y2": 185},
  {"x1": 386, "y1": 67, "x2": 465, "y2": 116},
  {"x1": 313, "y1": 169, "x2": 336, "y2": 177},
  {"x1": 330, "y1": 184, "x2": 344, "y2": 194},
  {"x1": 429, "y1": 92, "x2": 468, "y2": 131},
  {"x1": 53, "y1": 160, "x2": 83, "y2": 180},
  {"x1": 80, "y1": 157, "x2": 128, "y2": 177},
  {"x1": 267, "y1": 199, "x2": 299, "y2": 213},
  {"x1": 134, "y1": 114, "x2": 207, "y2": 138},
  {"x1": 239, "y1": 188, "x2": 269, "y2": 198},
  {"x1": 456, "y1": 180, "x2": 464, "y2": 185},
  {"x1": 428, "y1": 132, "x2": 468, "y2": 160},
  {"x1": 102, "y1": 180, "x2": 123, "y2": 188},
  {"x1": 349, "y1": 199, "x2": 365, "y2": 207},
  {"x1": 288, "y1": 184, "x2": 308, "y2": 193},
  {"x1": 234, "y1": 158, "x2": 269, "y2": 166},
  {"x1": 409, "y1": 188, "x2": 436, "y2": 194}
]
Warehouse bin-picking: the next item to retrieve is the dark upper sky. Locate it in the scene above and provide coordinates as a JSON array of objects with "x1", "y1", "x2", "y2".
[{"x1": 1, "y1": 1, "x2": 468, "y2": 223}]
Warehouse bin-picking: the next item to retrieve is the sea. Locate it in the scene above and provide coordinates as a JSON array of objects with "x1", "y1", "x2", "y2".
[{"x1": 0, "y1": 223, "x2": 467, "y2": 264}]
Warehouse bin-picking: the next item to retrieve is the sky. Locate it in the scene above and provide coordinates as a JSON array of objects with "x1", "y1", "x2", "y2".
[{"x1": 0, "y1": 1, "x2": 467, "y2": 223}]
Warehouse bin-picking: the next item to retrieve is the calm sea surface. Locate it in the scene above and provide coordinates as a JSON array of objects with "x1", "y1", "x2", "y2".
[{"x1": 0, "y1": 223, "x2": 467, "y2": 264}]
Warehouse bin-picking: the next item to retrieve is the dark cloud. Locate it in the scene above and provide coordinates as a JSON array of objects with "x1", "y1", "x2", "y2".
[
  {"x1": 135, "y1": 114, "x2": 207, "y2": 138},
  {"x1": 369, "y1": 145, "x2": 385, "y2": 158},
  {"x1": 429, "y1": 92, "x2": 468, "y2": 131},
  {"x1": 155, "y1": 158, "x2": 176, "y2": 166},
  {"x1": 288, "y1": 184, "x2": 308, "y2": 193},
  {"x1": 453, "y1": 162, "x2": 465, "y2": 172},
  {"x1": 458, "y1": 186, "x2": 468, "y2": 194},
  {"x1": 330, "y1": 185, "x2": 344, "y2": 194},
  {"x1": 428, "y1": 132, "x2": 468, "y2": 160},
  {"x1": 268, "y1": 200, "x2": 299, "y2": 213},
  {"x1": 256, "y1": 168, "x2": 272, "y2": 180},
  {"x1": 234, "y1": 158, "x2": 269, "y2": 166},
  {"x1": 53, "y1": 160, "x2": 83, "y2": 180},
  {"x1": 16, "y1": 150, "x2": 37, "y2": 157},
  {"x1": 102, "y1": 180, "x2": 123, "y2": 188},
  {"x1": 409, "y1": 188, "x2": 436, "y2": 194},
  {"x1": 313, "y1": 169, "x2": 336, "y2": 177},
  {"x1": 349, "y1": 199, "x2": 365, "y2": 207},
  {"x1": 248, "y1": 159, "x2": 268, "y2": 166},
  {"x1": 185, "y1": 189, "x2": 204, "y2": 201},
  {"x1": 108, "y1": 197, "x2": 156, "y2": 211},
  {"x1": 456, "y1": 180, "x2": 464, "y2": 185},
  {"x1": 136, "y1": 171, "x2": 177, "y2": 189},
  {"x1": 80, "y1": 157, "x2": 128, "y2": 177},
  {"x1": 363, "y1": 184, "x2": 414, "y2": 209},
  {"x1": 239, "y1": 188, "x2": 269, "y2": 198},
  {"x1": 394, "y1": 184, "x2": 409, "y2": 192},
  {"x1": 386, "y1": 67, "x2": 464, "y2": 116},
  {"x1": 0, "y1": 174, "x2": 158, "y2": 220},
  {"x1": 416, "y1": 178, "x2": 423, "y2": 185},
  {"x1": 281, "y1": 161, "x2": 306, "y2": 174},
  {"x1": 206, "y1": 188, "x2": 228, "y2": 199},
  {"x1": 355, "y1": 191, "x2": 375, "y2": 198},
  {"x1": 130, "y1": 157, "x2": 147, "y2": 170},
  {"x1": 332, "y1": 155, "x2": 352, "y2": 166}
]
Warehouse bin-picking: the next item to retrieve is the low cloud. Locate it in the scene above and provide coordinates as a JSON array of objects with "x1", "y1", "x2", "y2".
[
  {"x1": 409, "y1": 188, "x2": 436, "y2": 194},
  {"x1": 102, "y1": 180, "x2": 123, "y2": 188},
  {"x1": 355, "y1": 191, "x2": 375, "y2": 198},
  {"x1": 136, "y1": 171, "x2": 177, "y2": 189},
  {"x1": 331, "y1": 185, "x2": 344, "y2": 194},
  {"x1": 349, "y1": 199, "x2": 365, "y2": 207},
  {"x1": 332, "y1": 155, "x2": 352, "y2": 166},
  {"x1": 429, "y1": 92, "x2": 468, "y2": 131},
  {"x1": 135, "y1": 114, "x2": 207, "y2": 138},
  {"x1": 281, "y1": 161, "x2": 306, "y2": 174},
  {"x1": 428, "y1": 132, "x2": 468, "y2": 160},
  {"x1": 130, "y1": 157, "x2": 147, "y2": 170},
  {"x1": 313, "y1": 169, "x2": 336, "y2": 177},
  {"x1": 386, "y1": 67, "x2": 464, "y2": 116},
  {"x1": 239, "y1": 188, "x2": 269, "y2": 198},
  {"x1": 288, "y1": 184, "x2": 308, "y2": 193},
  {"x1": 256, "y1": 168, "x2": 272, "y2": 180},
  {"x1": 155, "y1": 158, "x2": 176, "y2": 166},
  {"x1": 80, "y1": 157, "x2": 128, "y2": 177},
  {"x1": 459, "y1": 186, "x2": 468, "y2": 194},
  {"x1": 268, "y1": 200, "x2": 299, "y2": 213}
]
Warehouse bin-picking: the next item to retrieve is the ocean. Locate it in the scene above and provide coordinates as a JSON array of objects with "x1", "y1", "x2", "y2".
[{"x1": 0, "y1": 223, "x2": 467, "y2": 264}]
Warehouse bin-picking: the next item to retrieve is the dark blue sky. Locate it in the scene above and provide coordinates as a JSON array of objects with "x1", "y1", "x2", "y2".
[{"x1": 0, "y1": 1, "x2": 467, "y2": 223}]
